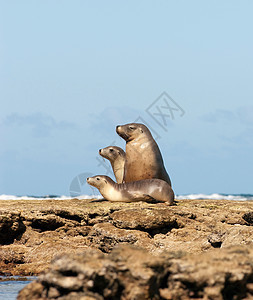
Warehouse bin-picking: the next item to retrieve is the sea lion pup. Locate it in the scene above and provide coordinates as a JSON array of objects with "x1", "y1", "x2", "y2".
[
  {"x1": 99, "y1": 146, "x2": 126, "y2": 184},
  {"x1": 116, "y1": 123, "x2": 172, "y2": 186},
  {"x1": 86, "y1": 175, "x2": 174, "y2": 205}
]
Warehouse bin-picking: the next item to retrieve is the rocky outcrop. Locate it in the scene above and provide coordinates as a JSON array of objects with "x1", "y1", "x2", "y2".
[
  {"x1": 0, "y1": 198, "x2": 253, "y2": 298},
  {"x1": 18, "y1": 244, "x2": 253, "y2": 300},
  {"x1": 0, "y1": 198, "x2": 253, "y2": 277}
]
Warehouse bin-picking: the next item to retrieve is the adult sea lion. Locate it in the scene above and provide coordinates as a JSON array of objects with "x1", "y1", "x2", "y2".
[
  {"x1": 86, "y1": 175, "x2": 174, "y2": 205},
  {"x1": 99, "y1": 146, "x2": 126, "y2": 183},
  {"x1": 116, "y1": 123, "x2": 172, "y2": 186}
]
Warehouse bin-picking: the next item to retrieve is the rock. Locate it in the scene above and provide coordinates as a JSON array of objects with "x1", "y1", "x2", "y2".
[
  {"x1": 207, "y1": 232, "x2": 225, "y2": 248},
  {"x1": 18, "y1": 244, "x2": 253, "y2": 300},
  {"x1": 111, "y1": 208, "x2": 179, "y2": 235},
  {"x1": 0, "y1": 213, "x2": 26, "y2": 245},
  {"x1": 242, "y1": 212, "x2": 253, "y2": 224},
  {"x1": 29, "y1": 215, "x2": 66, "y2": 232},
  {"x1": 17, "y1": 281, "x2": 44, "y2": 300},
  {"x1": 0, "y1": 198, "x2": 253, "y2": 277},
  {"x1": 221, "y1": 225, "x2": 253, "y2": 248},
  {"x1": 0, "y1": 247, "x2": 25, "y2": 264},
  {"x1": 87, "y1": 222, "x2": 152, "y2": 252},
  {"x1": 18, "y1": 245, "x2": 170, "y2": 300}
]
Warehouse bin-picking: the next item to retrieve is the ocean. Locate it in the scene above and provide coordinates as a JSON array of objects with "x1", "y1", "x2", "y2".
[{"x1": 0, "y1": 277, "x2": 36, "y2": 300}]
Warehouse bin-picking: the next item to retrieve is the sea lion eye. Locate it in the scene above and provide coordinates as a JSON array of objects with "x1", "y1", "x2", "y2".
[
  {"x1": 129, "y1": 126, "x2": 135, "y2": 130},
  {"x1": 96, "y1": 178, "x2": 100, "y2": 181},
  {"x1": 109, "y1": 148, "x2": 114, "y2": 152}
]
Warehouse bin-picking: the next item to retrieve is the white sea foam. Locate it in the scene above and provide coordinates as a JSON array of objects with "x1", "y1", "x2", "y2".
[
  {"x1": 175, "y1": 193, "x2": 253, "y2": 201},
  {"x1": 0, "y1": 194, "x2": 252, "y2": 201},
  {"x1": 0, "y1": 194, "x2": 103, "y2": 200}
]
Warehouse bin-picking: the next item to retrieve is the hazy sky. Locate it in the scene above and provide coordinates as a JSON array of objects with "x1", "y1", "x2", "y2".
[{"x1": 1, "y1": 1, "x2": 252, "y2": 196}]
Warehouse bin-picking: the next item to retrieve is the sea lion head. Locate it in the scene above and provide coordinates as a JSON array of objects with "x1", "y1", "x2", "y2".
[
  {"x1": 86, "y1": 175, "x2": 112, "y2": 189},
  {"x1": 99, "y1": 146, "x2": 125, "y2": 161},
  {"x1": 116, "y1": 123, "x2": 151, "y2": 142}
]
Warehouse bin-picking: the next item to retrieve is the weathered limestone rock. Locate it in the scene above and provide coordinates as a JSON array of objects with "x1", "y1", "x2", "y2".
[
  {"x1": 87, "y1": 222, "x2": 152, "y2": 252},
  {"x1": 110, "y1": 208, "x2": 179, "y2": 235},
  {"x1": 18, "y1": 244, "x2": 253, "y2": 300},
  {"x1": 0, "y1": 198, "x2": 253, "y2": 279},
  {"x1": 0, "y1": 212, "x2": 26, "y2": 245},
  {"x1": 242, "y1": 212, "x2": 253, "y2": 225}
]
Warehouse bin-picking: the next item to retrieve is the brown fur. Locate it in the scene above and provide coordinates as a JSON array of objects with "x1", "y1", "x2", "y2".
[
  {"x1": 87, "y1": 175, "x2": 174, "y2": 204},
  {"x1": 116, "y1": 123, "x2": 171, "y2": 186},
  {"x1": 99, "y1": 146, "x2": 126, "y2": 183}
]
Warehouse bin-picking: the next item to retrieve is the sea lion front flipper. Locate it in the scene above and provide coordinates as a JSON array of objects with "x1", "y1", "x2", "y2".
[
  {"x1": 126, "y1": 191, "x2": 158, "y2": 203},
  {"x1": 142, "y1": 194, "x2": 162, "y2": 203}
]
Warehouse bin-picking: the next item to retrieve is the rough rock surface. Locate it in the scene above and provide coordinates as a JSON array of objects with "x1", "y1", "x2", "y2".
[
  {"x1": 18, "y1": 245, "x2": 253, "y2": 300},
  {"x1": 0, "y1": 198, "x2": 253, "y2": 276},
  {"x1": 0, "y1": 198, "x2": 252, "y2": 298}
]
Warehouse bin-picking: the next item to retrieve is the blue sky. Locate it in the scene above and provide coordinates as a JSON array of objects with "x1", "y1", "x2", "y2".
[{"x1": 0, "y1": 1, "x2": 252, "y2": 196}]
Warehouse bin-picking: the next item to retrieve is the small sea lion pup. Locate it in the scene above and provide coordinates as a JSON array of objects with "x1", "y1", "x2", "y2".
[
  {"x1": 86, "y1": 175, "x2": 174, "y2": 205},
  {"x1": 116, "y1": 123, "x2": 172, "y2": 186},
  {"x1": 99, "y1": 146, "x2": 126, "y2": 183}
]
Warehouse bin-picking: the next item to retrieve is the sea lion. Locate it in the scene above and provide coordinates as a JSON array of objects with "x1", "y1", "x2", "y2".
[
  {"x1": 99, "y1": 146, "x2": 126, "y2": 183},
  {"x1": 86, "y1": 175, "x2": 174, "y2": 205},
  {"x1": 116, "y1": 123, "x2": 172, "y2": 186}
]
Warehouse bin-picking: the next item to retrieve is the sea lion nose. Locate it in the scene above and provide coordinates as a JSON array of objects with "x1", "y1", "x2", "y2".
[
  {"x1": 86, "y1": 177, "x2": 90, "y2": 181},
  {"x1": 116, "y1": 125, "x2": 121, "y2": 133},
  {"x1": 99, "y1": 149, "x2": 102, "y2": 154}
]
